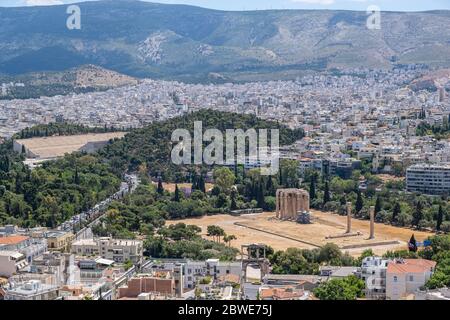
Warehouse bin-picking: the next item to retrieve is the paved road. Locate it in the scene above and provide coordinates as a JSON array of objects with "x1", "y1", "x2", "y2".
[{"x1": 55, "y1": 173, "x2": 140, "y2": 239}]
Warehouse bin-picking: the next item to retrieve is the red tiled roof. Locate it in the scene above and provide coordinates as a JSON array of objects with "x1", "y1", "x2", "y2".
[
  {"x1": 0, "y1": 235, "x2": 29, "y2": 245},
  {"x1": 260, "y1": 287, "x2": 304, "y2": 300},
  {"x1": 387, "y1": 259, "x2": 436, "y2": 274}
]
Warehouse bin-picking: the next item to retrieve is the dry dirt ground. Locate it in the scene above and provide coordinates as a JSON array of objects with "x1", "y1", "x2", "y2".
[
  {"x1": 159, "y1": 183, "x2": 214, "y2": 193},
  {"x1": 167, "y1": 210, "x2": 434, "y2": 257}
]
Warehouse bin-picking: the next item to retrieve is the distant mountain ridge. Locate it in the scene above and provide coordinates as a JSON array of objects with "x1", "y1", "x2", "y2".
[{"x1": 1, "y1": 1, "x2": 450, "y2": 82}]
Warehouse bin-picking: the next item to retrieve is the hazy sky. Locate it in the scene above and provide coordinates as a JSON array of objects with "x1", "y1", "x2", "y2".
[{"x1": 2, "y1": 0, "x2": 450, "y2": 12}]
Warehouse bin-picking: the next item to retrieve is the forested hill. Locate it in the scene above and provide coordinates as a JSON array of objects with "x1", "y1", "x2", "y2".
[
  {"x1": 0, "y1": 111, "x2": 303, "y2": 227},
  {"x1": 99, "y1": 110, "x2": 305, "y2": 180}
]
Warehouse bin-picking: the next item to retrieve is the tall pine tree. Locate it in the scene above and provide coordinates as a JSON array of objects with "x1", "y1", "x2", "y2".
[
  {"x1": 355, "y1": 190, "x2": 364, "y2": 214},
  {"x1": 323, "y1": 181, "x2": 331, "y2": 205},
  {"x1": 412, "y1": 201, "x2": 423, "y2": 227},
  {"x1": 375, "y1": 197, "x2": 382, "y2": 215},
  {"x1": 392, "y1": 202, "x2": 401, "y2": 223},
  {"x1": 157, "y1": 177, "x2": 164, "y2": 195},
  {"x1": 173, "y1": 184, "x2": 180, "y2": 202},
  {"x1": 437, "y1": 205, "x2": 444, "y2": 231},
  {"x1": 309, "y1": 176, "x2": 316, "y2": 201}
]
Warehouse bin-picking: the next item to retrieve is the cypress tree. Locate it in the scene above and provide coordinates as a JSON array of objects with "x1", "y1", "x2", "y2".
[
  {"x1": 408, "y1": 234, "x2": 418, "y2": 252},
  {"x1": 309, "y1": 176, "x2": 316, "y2": 201},
  {"x1": 355, "y1": 190, "x2": 364, "y2": 214},
  {"x1": 191, "y1": 173, "x2": 198, "y2": 191},
  {"x1": 412, "y1": 200, "x2": 423, "y2": 227},
  {"x1": 257, "y1": 181, "x2": 265, "y2": 209},
  {"x1": 174, "y1": 184, "x2": 180, "y2": 202},
  {"x1": 266, "y1": 177, "x2": 275, "y2": 196},
  {"x1": 437, "y1": 205, "x2": 444, "y2": 231},
  {"x1": 392, "y1": 202, "x2": 401, "y2": 223},
  {"x1": 375, "y1": 196, "x2": 382, "y2": 215},
  {"x1": 230, "y1": 189, "x2": 238, "y2": 210},
  {"x1": 198, "y1": 175, "x2": 206, "y2": 193},
  {"x1": 323, "y1": 181, "x2": 331, "y2": 205},
  {"x1": 157, "y1": 177, "x2": 164, "y2": 195},
  {"x1": 74, "y1": 167, "x2": 80, "y2": 185}
]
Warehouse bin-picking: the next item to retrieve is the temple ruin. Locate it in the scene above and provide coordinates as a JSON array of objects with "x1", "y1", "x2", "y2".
[{"x1": 275, "y1": 189, "x2": 310, "y2": 220}]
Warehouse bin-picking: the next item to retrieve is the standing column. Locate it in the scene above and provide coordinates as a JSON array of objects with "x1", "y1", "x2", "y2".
[
  {"x1": 283, "y1": 192, "x2": 289, "y2": 219},
  {"x1": 304, "y1": 193, "x2": 310, "y2": 212},
  {"x1": 276, "y1": 191, "x2": 280, "y2": 218},
  {"x1": 346, "y1": 202, "x2": 352, "y2": 234},
  {"x1": 369, "y1": 206, "x2": 375, "y2": 239},
  {"x1": 293, "y1": 193, "x2": 298, "y2": 219},
  {"x1": 296, "y1": 194, "x2": 302, "y2": 214},
  {"x1": 287, "y1": 194, "x2": 293, "y2": 219}
]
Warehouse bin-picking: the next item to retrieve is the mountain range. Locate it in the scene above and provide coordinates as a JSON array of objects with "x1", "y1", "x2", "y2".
[{"x1": 1, "y1": 0, "x2": 450, "y2": 82}]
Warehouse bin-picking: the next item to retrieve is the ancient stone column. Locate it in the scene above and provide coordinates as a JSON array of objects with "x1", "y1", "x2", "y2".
[
  {"x1": 292, "y1": 192, "x2": 299, "y2": 219},
  {"x1": 288, "y1": 194, "x2": 294, "y2": 219},
  {"x1": 296, "y1": 194, "x2": 302, "y2": 214},
  {"x1": 369, "y1": 206, "x2": 375, "y2": 239},
  {"x1": 283, "y1": 193, "x2": 289, "y2": 220},
  {"x1": 304, "y1": 193, "x2": 310, "y2": 212},
  {"x1": 275, "y1": 191, "x2": 280, "y2": 218},
  {"x1": 346, "y1": 202, "x2": 352, "y2": 234}
]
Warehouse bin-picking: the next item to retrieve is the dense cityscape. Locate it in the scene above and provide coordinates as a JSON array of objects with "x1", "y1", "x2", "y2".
[{"x1": 0, "y1": 0, "x2": 450, "y2": 310}]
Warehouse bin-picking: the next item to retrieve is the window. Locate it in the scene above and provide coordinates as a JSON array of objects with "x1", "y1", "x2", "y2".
[
  {"x1": 409, "y1": 275, "x2": 414, "y2": 282},
  {"x1": 393, "y1": 276, "x2": 398, "y2": 282}
]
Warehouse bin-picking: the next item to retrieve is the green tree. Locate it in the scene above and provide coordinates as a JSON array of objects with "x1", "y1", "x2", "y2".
[
  {"x1": 408, "y1": 234, "x2": 418, "y2": 253},
  {"x1": 314, "y1": 275, "x2": 365, "y2": 300},
  {"x1": 323, "y1": 181, "x2": 331, "y2": 205},
  {"x1": 355, "y1": 190, "x2": 364, "y2": 214},
  {"x1": 173, "y1": 184, "x2": 180, "y2": 202},
  {"x1": 213, "y1": 167, "x2": 235, "y2": 194},
  {"x1": 392, "y1": 202, "x2": 401, "y2": 223},
  {"x1": 223, "y1": 234, "x2": 237, "y2": 247},
  {"x1": 157, "y1": 177, "x2": 164, "y2": 195},
  {"x1": 374, "y1": 196, "x2": 382, "y2": 216},
  {"x1": 412, "y1": 201, "x2": 423, "y2": 227},
  {"x1": 230, "y1": 189, "x2": 238, "y2": 210},
  {"x1": 256, "y1": 181, "x2": 265, "y2": 209},
  {"x1": 309, "y1": 175, "x2": 317, "y2": 201},
  {"x1": 436, "y1": 205, "x2": 444, "y2": 231}
]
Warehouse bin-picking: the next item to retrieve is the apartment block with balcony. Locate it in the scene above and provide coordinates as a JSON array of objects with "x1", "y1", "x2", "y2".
[
  {"x1": 71, "y1": 237, "x2": 143, "y2": 264},
  {"x1": 406, "y1": 163, "x2": 450, "y2": 195},
  {"x1": 356, "y1": 256, "x2": 390, "y2": 300}
]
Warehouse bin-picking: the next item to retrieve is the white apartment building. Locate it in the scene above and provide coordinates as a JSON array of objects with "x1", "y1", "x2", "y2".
[
  {"x1": 71, "y1": 237, "x2": 143, "y2": 264},
  {"x1": 406, "y1": 163, "x2": 450, "y2": 195},
  {"x1": 4, "y1": 280, "x2": 59, "y2": 300},
  {"x1": 357, "y1": 256, "x2": 390, "y2": 300},
  {"x1": 149, "y1": 259, "x2": 242, "y2": 289},
  {"x1": 0, "y1": 251, "x2": 29, "y2": 277},
  {"x1": 184, "y1": 259, "x2": 242, "y2": 289},
  {"x1": 386, "y1": 259, "x2": 436, "y2": 300}
]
